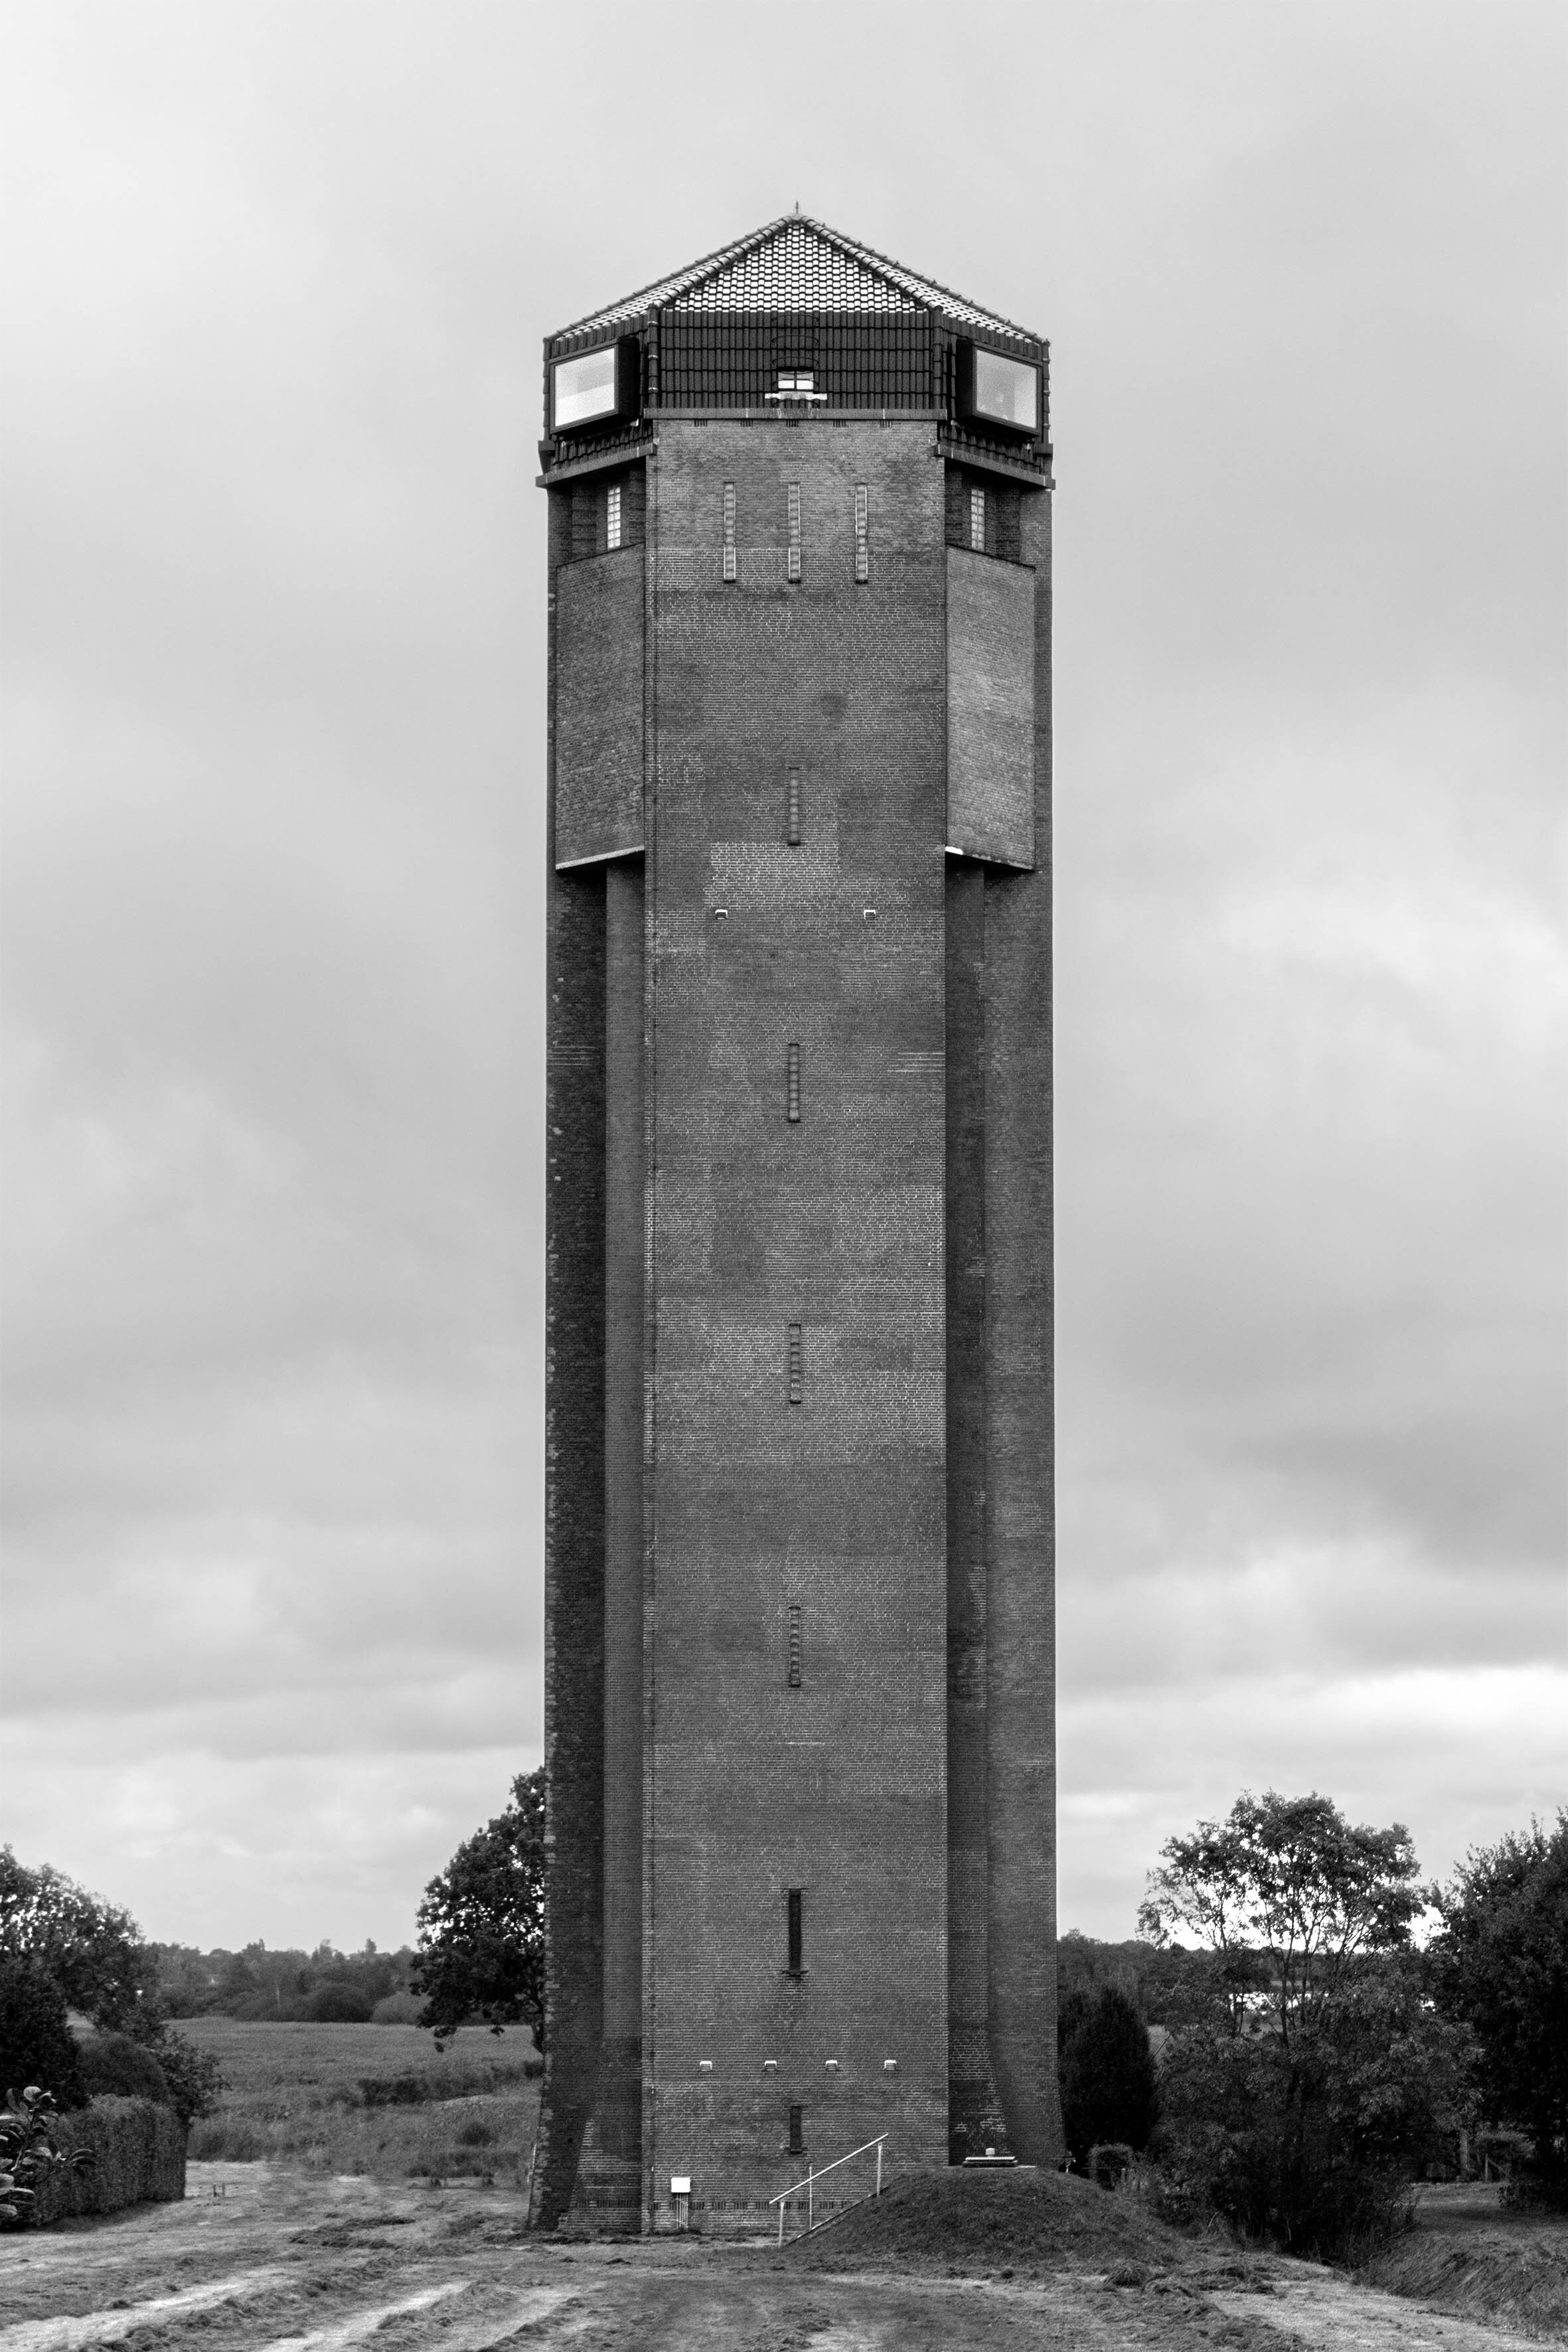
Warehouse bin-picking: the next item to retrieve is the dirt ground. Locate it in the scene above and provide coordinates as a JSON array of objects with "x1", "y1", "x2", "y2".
[{"x1": 0, "y1": 2162, "x2": 1562, "y2": 2351}]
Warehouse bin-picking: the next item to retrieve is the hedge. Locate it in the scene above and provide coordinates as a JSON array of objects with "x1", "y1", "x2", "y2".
[{"x1": 31, "y1": 2096, "x2": 185, "y2": 2225}]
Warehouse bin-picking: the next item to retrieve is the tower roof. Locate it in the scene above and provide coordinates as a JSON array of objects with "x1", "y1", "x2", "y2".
[{"x1": 550, "y1": 212, "x2": 1041, "y2": 350}]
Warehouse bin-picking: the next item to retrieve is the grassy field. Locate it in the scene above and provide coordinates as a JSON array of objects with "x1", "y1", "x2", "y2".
[{"x1": 174, "y1": 2017, "x2": 541, "y2": 2185}]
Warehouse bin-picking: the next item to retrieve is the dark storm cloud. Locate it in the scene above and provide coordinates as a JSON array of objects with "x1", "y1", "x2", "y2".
[{"x1": 2, "y1": 1, "x2": 1561, "y2": 1944}]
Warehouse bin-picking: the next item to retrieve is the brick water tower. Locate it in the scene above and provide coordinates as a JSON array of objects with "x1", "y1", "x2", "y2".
[{"x1": 535, "y1": 214, "x2": 1062, "y2": 2233}]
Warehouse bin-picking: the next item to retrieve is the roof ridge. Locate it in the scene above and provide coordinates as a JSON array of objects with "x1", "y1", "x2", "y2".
[
  {"x1": 799, "y1": 214, "x2": 1038, "y2": 344},
  {"x1": 548, "y1": 212, "x2": 1044, "y2": 346},
  {"x1": 550, "y1": 214, "x2": 797, "y2": 342}
]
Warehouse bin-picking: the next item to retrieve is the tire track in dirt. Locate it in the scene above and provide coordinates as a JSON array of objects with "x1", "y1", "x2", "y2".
[
  {"x1": 0, "y1": 2266, "x2": 287, "y2": 2350},
  {"x1": 255, "y1": 2284, "x2": 579, "y2": 2351},
  {"x1": 255, "y1": 2278, "x2": 471, "y2": 2348}
]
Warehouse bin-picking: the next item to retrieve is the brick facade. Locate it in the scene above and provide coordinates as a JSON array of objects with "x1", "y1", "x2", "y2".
[{"x1": 538, "y1": 219, "x2": 1062, "y2": 2234}]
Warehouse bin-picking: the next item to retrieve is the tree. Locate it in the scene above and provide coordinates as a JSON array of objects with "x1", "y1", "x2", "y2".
[
  {"x1": 1138, "y1": 1790, "x2": 1423, "y2": 2039},
  {"x1": 0, "y1": 1958, "x2": 85, "y2": 2110},
  {"x1": 412, "y1": 1769, "x2": 545, "y2": 2050},
  {"x1": 78, "y1": 2035, "x2": 173, "y2": 2106},
  {"x1": 1429, "y1": 1813, "x2": 1568, "y2": 2201},
  {"x1": 0, "y1": 1851, "x2": 222, "y2": 2128},
  {"x1": 1058, "y1": 1982, "x2": 1159, "y2": 2166},
  {"x1": 1155, "y1": 1958, "x2": 1470, "y2": 2250},
  {"x1": 0, "y1": 1849, "x2": 156, "y2": 2029},
  {"x1": 1138, "y1": 1791, "x2": 1468, "y2": 2254}
]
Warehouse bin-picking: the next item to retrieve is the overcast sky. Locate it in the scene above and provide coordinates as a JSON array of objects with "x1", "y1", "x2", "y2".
[{"x1": 2, "y1": 1, "x2": 1563, "y2": 1955}]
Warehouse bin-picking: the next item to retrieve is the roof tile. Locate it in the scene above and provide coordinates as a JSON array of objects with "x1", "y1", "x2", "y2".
[{"x1": 550, "y1": 214, "x2": 1039, "y2": 346}]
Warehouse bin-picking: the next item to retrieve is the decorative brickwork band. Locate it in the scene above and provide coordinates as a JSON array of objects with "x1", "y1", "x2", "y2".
[
  {"x1": 787, "y1": 1602, "x2": 803, "y2": 1687},
  {"x1": 854, "y1": 485, "x2": 869, "y2": 582},
  {"x1": 787, "y1": 482, "x2": 801, "y2": 582},
  {"x1": 787, "y1": 1043, "x2": 801, "y2": 1123},
  {"x1": 786, "y1": 768, "x2": 802, "y2": 846},
  {"x1": 722, "y1": 482, "x2": 736, "y2": 583},
  {"x1": 787, "y1": 1322, "x2": 803, "y2": 1404}
]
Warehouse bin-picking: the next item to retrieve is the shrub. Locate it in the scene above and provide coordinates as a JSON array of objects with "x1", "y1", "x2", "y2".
[
  {"x1": 1087, "y1": 2142, "x2": 1135, "y2": 2191},
  {"x1": 28, "y1": 2097, "x2": 183, "y2": 2225},
  {"x1": 360, "y1": 2073, "x2": 429, "y2": 2107},
  {"x1": 78, "y1": 2034, "x2": 172, "y2": 2107},
  {"x1": 149, "y1": 2029, "x2": 224, "y2": 2128},
  {"x1": 303, "y1": 1982, "x2": 375, "y2": 2024},
  {"x1": 371, "y1": 1991, "x2": 425, "y2": 2024},
  {"x1": 1154, "y1": 1962, "x2": 1470, "y2": 2256},
  {"x1": 457, "y1": 2117, "x2": 495, "y2": 2147},
  {"x1": 187, "y1": 2114, "x2": 268, "y2": 2161},
  {"x1": 0, "y1": 1958, "x2": 84, "y2": 2110},
  {"x1": 1, "y1": 2088, "x2": 92, "y2": 2226},
  {"x1": 1059, "y1": 1984, "x2": 1158, "y2": 2165}
]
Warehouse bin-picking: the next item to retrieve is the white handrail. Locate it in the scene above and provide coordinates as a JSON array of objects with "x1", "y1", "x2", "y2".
[{"x1": 769, "y1": 2134, "x2": 888, "y2": 2244}]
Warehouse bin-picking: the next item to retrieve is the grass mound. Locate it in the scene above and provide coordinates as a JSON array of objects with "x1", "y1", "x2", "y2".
[
  {"x1": 795, "y1": 2164, "x2": 1186, "y2": 2273},
  {"x1": 1358, "y1": 2211, "x2": 1568, "y2": 2341}
]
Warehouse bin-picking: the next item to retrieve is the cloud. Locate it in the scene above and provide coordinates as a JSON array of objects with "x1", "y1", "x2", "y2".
[{"x1": 1, "y1": 1, "x2": 1563, "y2": 1946}]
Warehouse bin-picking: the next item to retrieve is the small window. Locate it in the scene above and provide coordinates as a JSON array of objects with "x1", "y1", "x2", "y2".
[
  {"x1": 854, "y1": 486, "x2": 868, "y2": 584},
  {"x1": 787, "y1": 1323, "x2": 803, "y2": 1405},
  {"x1": 767, "y1": 369, "x2": 826, "y2": 407},
  {"x1": 786, "y1": 1043, "x2": 801, "y2": 1123},
  {"x1": 787, "y1": 482, "x2": 801, "y2": 583},
  {"x1": 969, "y1": 485, "x2": 985, "y2": 552},
  {"x1": 607, "y1": 483, "x2": 622, "y2": 551},
  {"x1": 723, "y1": 482, "x2": 737, "y2": 584},
  {"x1": 787, "y1": 1889, "x2": 803, "y2": 1976},
  {"x1": 785, "y1": 768, "x2": 801, "y2": 846},
  {"x1": 787, "y1": 1602, "x2": 802, "y2": 1686},
  {"x1": 788, "y1": 2104, "x2": 805, "y2": 2154}
]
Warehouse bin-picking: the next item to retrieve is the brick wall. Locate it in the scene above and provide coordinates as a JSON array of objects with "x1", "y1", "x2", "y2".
[
  {"x1": 540, "y1": 411, "x2": 1063, "y2": 2232},
  {"x1": 644, "y1": 420, "x2": 950, "y2": 2221},
  {"x1": 537, "y1": 484, "x2": 609, "y2": 2231},
  {"x1": 981, "y1": 468, "x2": 1061, "y2": 2163}
]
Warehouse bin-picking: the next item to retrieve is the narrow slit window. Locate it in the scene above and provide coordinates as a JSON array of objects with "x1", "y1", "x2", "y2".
[
  {"x1": 787, "y1": 1043, "x2": 801, "y2": 1123},
  {"x1": 854, "y1": 485, "x2": 868, "y2": 583},
  {"x1": 787, "y1": 1602, "x2": 802, "y2": 1687},
  {"x1": 969, "y1": 485, "x2": 985, "y2": 552},
  {"x1": 786, "y1": 767, "x2": 801, "y2": 846},
  {"x1": 722, "y1": 482, "x2": 737, "y2": 584},
  {"x1": 788, "y1": 2104, "x2": 805, "y2": 2154},
  {"x1": 787, "y1": 1889, "x2": 803, "y2": 1976},
  {"x1": 787, "y1": 1323, "x2": 803, "y2": 1405},
  {"x1": 606, "y1": 483, "x2": 623, "y2": 550},
  {"x1": 787, "y1": 482, "x2": 801, "y2": 582}
]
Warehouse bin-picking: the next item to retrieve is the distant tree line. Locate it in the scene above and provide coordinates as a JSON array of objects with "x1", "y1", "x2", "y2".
[{"x1": 149, "y1": 1938, "x2": 420, "y2": 2024}]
